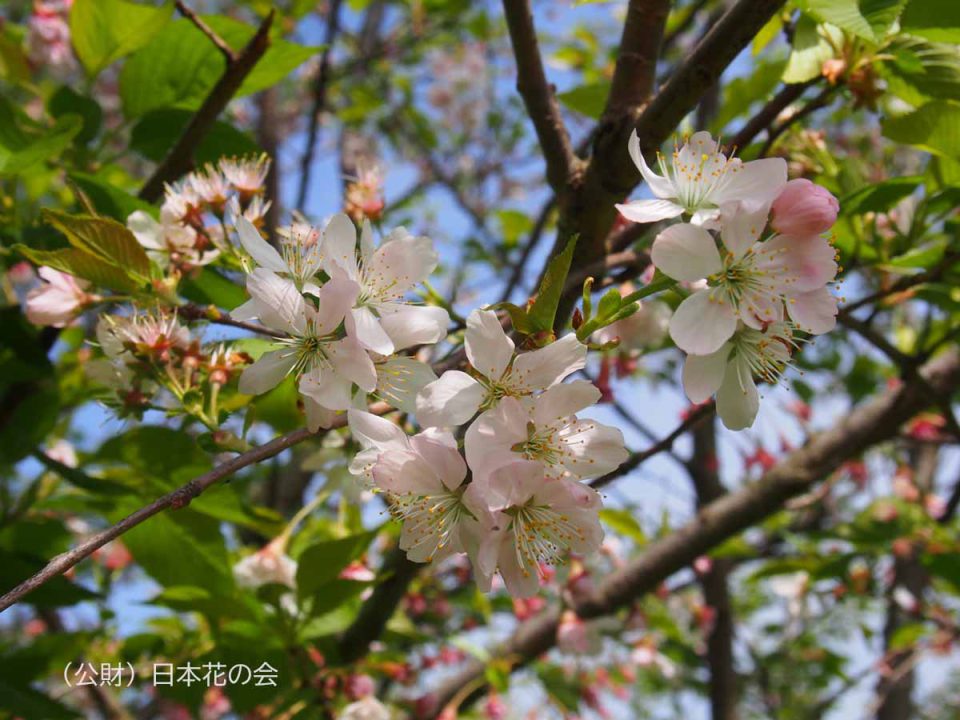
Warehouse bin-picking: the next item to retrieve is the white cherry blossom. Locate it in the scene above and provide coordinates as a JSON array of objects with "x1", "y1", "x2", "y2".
[
  {"x1": 616, "y1": 130, "x2": 787, "y2": 226},
  {"x1": 127, "y1": 209, "x2": 218, "y2": 269},
  {"x1": 238, "y1": 270, "x2": 375, "y2": 429},
  {"x1": 416, "y1": 309, "x2": 587, "y2": 428},
  {"x1": 25, "y1": 267, "x2": 94, "y2": 327},
  {"x1": 323, "y1": 213, "x2": 449, "y2": 356},
  {"x1": 472, "y1": 460, "x2": 603, "y2": 598},
  {"x1": 234, "y1": 216, "x2": 324, "y2": 291},
  {"x1": 682, "y1": 321, "x2": 801, "y2": 430},
  {"x1": 652, "y1": 209, "x2": 837, "y2": 355},
  {"x1": 464, "y1": 381, "x2": 628, "y2": 483}
]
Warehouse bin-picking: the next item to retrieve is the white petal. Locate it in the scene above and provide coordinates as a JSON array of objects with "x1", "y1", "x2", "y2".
[
  {"x1": 465, "y1": 309, "x2": 514, "y2": 381},
  {"x1": 230, "y1": 298, "x2": 260, "y2": 321},
  {"x1": 718, "y1": 202, "x2": 769, "y2": 259},
  {"x1": 304, "y1": 397, "x2": 336, "y2": 431},
  {"x1": 409, "y1": 432, "x2": 466, "y2": 490},
  {"x1": 312, "y1": 275, "x2": 360, "y2": 336},
  {"x1": 351, "y1": 307, "x2": 395, "y2": 355},
  {"x1": 651, "y1": 223, "x2": 723, "y2": 282},
  {"x1": 628, "y1": 129, "x2": 675, "y2": 198},
  {"x1": 238, "y1": 349, "x2": 296, "y2": 395},
  {"x1": 682, "y1": 344, "x2": 732, "y2": 403},
  {"x1": 372, "y1": 449, "x2": 442, "y2": 495},
  {"x1": 558, "y1": 419, "x2": 629, "y2": 478},
  {"x1": 328, "y1": 337, "x2": 377, "y2": 393},
  {"x1": 236, "y1": 216, "x2": 287, "y2": 273},
  {"x1": 464, "y1": 398, "x2": 529, "y2": 486},
  {"x1": 716, "y1": 355, "x2": 760, "y2": 430},
  {"x1": 616, "y1": 198, "x2": 685, "y2": 224},
  {"x1": 359, "y1": 218, "x2": 376, "y2": 259},
  {"x1": 246, "y1": 269, "x2": 306, "y2": 335},
  {"x1": 511, "y1": 334, "x2": 587, "y2": 392},
  {"x1": 533, "y1": 380, "x2": 601, "y2": 425},
  {"x1": 322, "y1": 213, "x2": 359, "y2": 280},
  {"x1": 347, "y1": 408, "x2": 409, "y2": 451},
  {"x1": 415, "y1": 371, "x2": 485, "y2": 428},
  {"x1": 376, "y1": 356, "x2": 437, "y2": 414},
  {"x1": 367, "y1": 235, "x2": 438, "y2": 300},
  {"x1": 787, "y1": 287, "x2": 837, "y2": 334},
  {"x1": 299, "y1": 367, "x2": 353, "y2": 410},
  {"x1": 713, "y1": 157, "x2": 788, "y2": 211},
  {"x1": 669, "y1": 289, "x2": 738, "y2": 355},
  {"x1": 377, "y1": 303, "x2": 449, "y2": 350},
  {"x1": 126, "y1": 211, "x2": 164, "y2": 250}
]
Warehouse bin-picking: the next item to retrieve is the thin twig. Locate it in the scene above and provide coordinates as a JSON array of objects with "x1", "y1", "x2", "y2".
[
  {"x1": 295, "y1": 0, "x2": 345, "y2": 211},
  {"x1": 179, "y1": 303, "x2": 277, "y2": 337},
  {"x1": 498, "y1": 196, "x2": 556, "y2": 303},
  {"x1": 175, "y1": 0, "x2": 237, "y2": 63}
]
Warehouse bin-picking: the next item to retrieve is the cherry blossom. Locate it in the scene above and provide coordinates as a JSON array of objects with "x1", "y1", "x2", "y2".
[
  {"x1": 464, "y1": 381, "x2": 628, "y2": 483},
  {"x1": 233, "y1": 539, "x2": 297, "y2": 590},
  {"x1": 219, "y1": 155, "x2": 270, "y2": 203},
  {"x1": 323, "y1": 214, "x2": 449, "y2": 356},
  {"x1": 338, "y1": 696, "x2": 390, "y2": 720},
  {"x1": 616, "y1": 130, "x2": 787, "y2": 226},
  {"x1": 127, "y1": 209, "x2": 218, "y2": 270},
  {"x1": 681, "y1": 321, "x2": 801, "y2": 430},
  {"x1": 238, "y1": 270, "x2": 375, "y2": 429},
  {"x1": 234, "y1": 216, "x2": 324, "y2": 290},
  {"x1": 25, "y1": 267, "x2": 94, "y2": 327},
  {"x1": 417, "y1": 309, "x2": 587, "y2": 428},
  {"x1": 472, "y1": 460, "x2": 603, "y2": 598},
  {"x1": 652, "y1": 209, "x2": 838, "y2": 355}
]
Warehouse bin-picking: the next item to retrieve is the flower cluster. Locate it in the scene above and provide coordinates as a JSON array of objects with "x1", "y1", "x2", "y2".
[
  {"x1": 236, "y1": 213, "x2": 450, "y2": 429},
  {"x1": 348, "y1": 310, "x2": 628, "y2": 597},
  {"x1": 127, "y1": 155, "x2": 271, "y2": 273},
  {"x1": 618, "y1": 131, "x2": 840, "y2": 429}
]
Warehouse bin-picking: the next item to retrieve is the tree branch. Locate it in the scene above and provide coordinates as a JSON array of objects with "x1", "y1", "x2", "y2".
[
  {"x1": 604, "y1": 0, "x2": 672, "y2": 121},
  {"x1": 139, "y1": 10, "x2": 275, "y2": 202},
  {"x1": 0, "y1": 402, "x2": 391, "y2": 613},
  {"x1": 501, "y1": 0, "x2": 579, "y2": 193},
  {"x1": 428, "y1": 348, "x2": 960, "y2": 715}
]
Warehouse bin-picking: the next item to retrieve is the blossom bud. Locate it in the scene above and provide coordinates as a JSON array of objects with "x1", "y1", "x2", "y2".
[{"x1": 771, "y1": 179, "x2": 839, "y2": 236}]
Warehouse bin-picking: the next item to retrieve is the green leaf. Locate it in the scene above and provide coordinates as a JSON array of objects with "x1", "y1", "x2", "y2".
[
  {"x1": 797, "y1": 0, "x2": 877, "y2": 42},
  {"x1": 0, "y1": 680, "x2": 80, "y2": 719},
  {"x1": 527, "y1": 234, "x2": 578, "y2": 333},
  {"x1": 69, "y1": 0, "x2": 174, "y2": 76},
  {"x1": 131, "y1": 108, "x2": 259, "y2": 164},
  {"x1": 119, "y1": 16, "x2": 319, "y2": 118},
  {"x1": 557, "y1": 81, "x2": 610, "y2": 120},
  {"x1": 0, "y1": 550, "x2": 98, "y2": 608},
  {"x1": 621, "y1": 271, "x2": 676, "y2": 304},
  {"x1": 840, "y1": 176, "x2": 922, "y2": 215},
  {"x1": 882, "y1": 101, "x2": 960, "y2": 160},
  {"x1": 782, "y1": 17, "x2": 843, "y2": 84},
  {"x1": 884, "y1": 238, "x2": 948, "y2": 272},
  {"x1": 181, "y1": 267, "x2": 248, "y2": 310},
  {"x1": 901, "y1": 0, "x2": 960, "y2": 42},
  {"x1": 295, "y1": 530, "x2": 378, "y2": 598},
  {"x1": 599, "y1": 508, "x2": 646, "y2": 544},
  {"x1": 487, "y1": 301, "x2": 535, "y2": 335},
  {"x1": 48, "y1": 86, "x2": 102, "y2": 145},
  {"x1": 42, "y1": 209, "x2": 152, "y2": 280},
  {"x1": 69, "y1": 171, "x2": 157, "y2": 222},
  {"x1": 0, "y1": 96, "x2": 82, "y2": 175},
  {"x1": 883, "y1": 36, "x2": 960, "y2": 105},
  {"x1": 13, "y1": 245, "x2": 141, "y2": 293}
]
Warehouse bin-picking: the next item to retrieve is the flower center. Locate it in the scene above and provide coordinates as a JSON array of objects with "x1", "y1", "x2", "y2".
[
  {"x1": 389, "y1": 489, "x2": 471, "y2": 562},
  {"x1": 730, "y1": 323, "x2": 803, "y2": 385},
  {"x1": 506, "y1": 503, "x2": 586, "y2": 574}
]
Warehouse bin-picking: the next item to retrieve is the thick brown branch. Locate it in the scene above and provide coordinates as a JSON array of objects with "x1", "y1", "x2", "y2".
[
  {"x1": 429, "y1": 348, "x2": 960, "y2": 715},
  {"x1": 605, "y1": 0, "x2": 671, "y2": 120},
  {"x1": 0, "y1": 402, "x2": 391, "y2": 613},
  {"x1": 502, "y1": 0, "x2": 579, "y2": 193},
  {"x1": 139, "y1": 11, "x2": 275, "y2": 202}
]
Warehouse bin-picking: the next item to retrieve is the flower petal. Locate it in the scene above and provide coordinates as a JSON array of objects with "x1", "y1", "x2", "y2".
[
  {"x1": 376, "y1": 356, "x2": 437, "y2": 414},
  {"x1": 347, "y1": 408, "x2": 409, "y2": 451},
  {"x1": 464, "y1": 397, "x2": 529, "y2": 486},
  {"x1": 351, "y1": 306, "x2": 395, "y2": 356},
  {"x1": 533, "y1": 380, "x2": 601, "y2": 426},
  {"x1": 713, "y1": 157, "x2": 788, "y2": 212},
  {"x1": 367, "y1": 234, "x2": 438, "y2": 299},
  {"x1": 616, "y1": 198, "x2": 685, "y2": 224},
  {"x1": 126, "y1": 211, "x2": 164, "y2": 250},
  {"x1": 409, "y1": 431, "x2": 467, "y2": 490},
  {"x1": 246, "y1": 269, "x2": 306, "y2": 335},
  {"x1": 682, "y1": 343, "x2": 732, "y2": 403},
  {"x1": 304, "y1": 397, "x2": 336, "y2": 431},
  {"x1": 322, "y1": 213, "x2": 359, "y2": 280},
  {"x1": 787, "y1": 287, "x2": 837, "y2": 334},
  {"x1": 238, "y1": 349, "x2": 296, "y2": 395},
  {"x1": 718, "y1": 202, "x2": 768, "y2": 259},
  {"x1": 651, "y1": 223, "x2": 723, "y2": 282},
  {"x1": 299, "y1": 366, "x2": 353, "y2": 410},
  {"x1": 465, "y1": 309, "x2": 514, "y2": 381},
  {"x1": 416, "y1": 370, "x2": 485, "y2": 428},
  {"x1": 237, "y1": 216, "x2": 287, "y2": 273},
  {"x1": 378, "y1": 303, "x2": 449, "y2": 350},
  {"x1": 313, "y1": 275, "x2": 360, "y2": 336},
  {"x1": 628, "y1": 130, "x2": 675, "y2": 198},
  {"x1": 328, "y1": 337, "x2": 377, "y2": 393},
  {"x1": 716, "y1": 355, "x2": 760, "y2": 430},
  {"x1": 669, "y1": 288, "x2": 738, "y2": 355},
  {"x1": 511, "y1": 334, "x2": 587, "y2": 392}
]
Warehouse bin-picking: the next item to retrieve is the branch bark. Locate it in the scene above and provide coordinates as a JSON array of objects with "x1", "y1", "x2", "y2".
[
  {"x1": 501, "y1": 0, "x2": 579, "y2": 193},
  {"x1": 0, "y1": 402, "x2": 391, "y2": 613},
  {"x1": 139, "y1": 11, "x2": 275, "y2": 202},
  {"x1": 428, "y1": 348, "x2": 960, "y2": 716},
  {"x1": 604, "y1": 0, "x2": 672, "y2": 121}
]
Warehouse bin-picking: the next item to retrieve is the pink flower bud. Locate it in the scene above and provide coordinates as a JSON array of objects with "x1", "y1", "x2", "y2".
[{"x1": 771, "y1": 179, "x2": 839, "y2": 236}]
